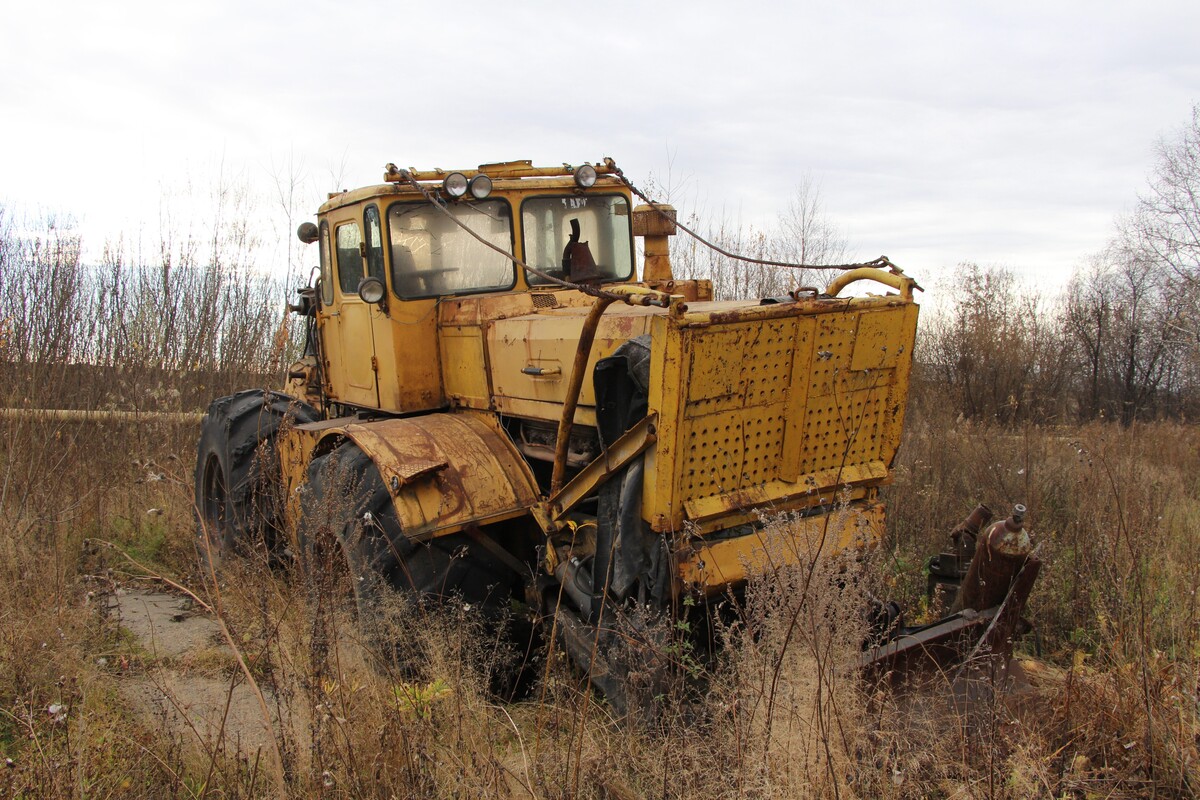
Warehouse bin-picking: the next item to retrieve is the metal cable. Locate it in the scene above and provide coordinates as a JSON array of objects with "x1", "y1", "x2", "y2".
[{"x1": 603, "y1": 157, "x2": 899, "y2": 273}]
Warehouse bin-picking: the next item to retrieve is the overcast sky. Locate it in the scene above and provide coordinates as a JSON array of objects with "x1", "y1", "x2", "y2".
[{"x1": 3, "y1": 1, "x2": 1198, "y2": 294}]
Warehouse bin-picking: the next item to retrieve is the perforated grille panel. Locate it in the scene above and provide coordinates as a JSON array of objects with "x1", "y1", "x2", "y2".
[
  {"x1": 682, "y1": 408, "x2": 787, "y2": 498},
  {"x1": 678, "y1": 319, "x2": 797, "y2": 503},
  {"x1": 796, "y1": 313, "x2": 895, "y2": 475},
  {"x1": 657, "y1": 303, "x2": 917, "y2": 529},
  {"x1": 531, "y1": 293, "x2": 558, "y2": 308},
  {"x1": 797, "y1": 388, "x2": 889, "y2": 475}
]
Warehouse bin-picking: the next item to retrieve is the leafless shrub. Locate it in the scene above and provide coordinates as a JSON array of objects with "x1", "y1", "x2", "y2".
[
  {"x1": 1135, "y1": 103, "x2": 1200, "y2": 286},
  {"x1": 917, "y1": 264, "x2": 1075, "y2": 425},
  {"x1": 670, "y1": 177, "x2": 848, "y2": 300},
  {"x1": 0, "y1": 193, "x2": 301, "y2": 797},
  {"x1": 1064, "y1": 230, "x2": 1195, "y2": 423}
]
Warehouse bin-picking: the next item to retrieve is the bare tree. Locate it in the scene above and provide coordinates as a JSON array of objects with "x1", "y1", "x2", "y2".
[
  {"x1": 1064, "y1": 233, "x2": 1186, "y2": 424},
  {"x1": 268, "y1": 147, "x2": 317, "y2": 287},
  {"x1": 775, "y1": 176, "x2": 849, "y2": 291},
  {"x1": 1063, "y1": 251, "x2": 1111, "y2": 420},
  {"x1": 669, "y1": 175, "x2": 850, "y2": 300},
  {"x1": 1135, "y1": 104, "x2": 1200, "y2": 284},
  {"x1": 922, "y1": 264, "x2": 1072, "y2": 424},
  {"x1": 671, "y1": 213, "x2": 782, "y2": 300}
]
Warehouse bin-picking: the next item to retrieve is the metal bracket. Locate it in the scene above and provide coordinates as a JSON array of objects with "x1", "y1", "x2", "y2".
[{"x1": 535, "y1": 413, "x2": 657, "y2": 533}]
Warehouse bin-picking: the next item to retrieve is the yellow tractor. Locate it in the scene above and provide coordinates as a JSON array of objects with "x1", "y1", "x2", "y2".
[{"x1": 194, "y1": 159, "x2": 1032, "y2": 710}]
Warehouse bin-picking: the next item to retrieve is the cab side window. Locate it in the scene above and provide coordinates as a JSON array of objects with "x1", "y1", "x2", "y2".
[
  {"x1": 336, "y1": 223, "x2": 365, "y2": 294},
  {"x1": 364, "y1": 206, "x2": 385, "y2": 281},
  {"x1": 319, "y1": 221, "x2": 334, "y2": 305}
]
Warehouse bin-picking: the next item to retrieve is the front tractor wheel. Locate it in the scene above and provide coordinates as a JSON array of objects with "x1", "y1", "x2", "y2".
[
  {"x1": 300, "y1": 440, "x2": 523, "y2": 631},
  {"x1": 194, "y1": 389, "x2": 318, "y2": 571}
]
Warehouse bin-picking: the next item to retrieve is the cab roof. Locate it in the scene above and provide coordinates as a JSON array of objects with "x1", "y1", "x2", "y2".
[{"x1": 318, "y1": 160, "x2": 625, "y2": 215}]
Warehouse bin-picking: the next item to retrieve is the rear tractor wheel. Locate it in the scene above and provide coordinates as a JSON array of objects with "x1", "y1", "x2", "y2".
[{"x1": 194, "y1": 389, "x2": 319, "y2": 571}]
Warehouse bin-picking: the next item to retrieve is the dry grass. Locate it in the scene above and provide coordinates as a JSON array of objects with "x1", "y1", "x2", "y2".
[
  {"x1": 4, "y1": 353, "x2": 1199, "y2": 799},
  {"x1": 6, "y1": 405, "x2": 1197, "y2": 799},
  {"x1": 880, "y1": 403, "x2": 1200, "y2": 798}
]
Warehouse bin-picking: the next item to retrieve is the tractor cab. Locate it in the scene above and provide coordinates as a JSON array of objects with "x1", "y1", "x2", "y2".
[{"x1": 307, "y1": 161, "x2": 638, "y2": 416}]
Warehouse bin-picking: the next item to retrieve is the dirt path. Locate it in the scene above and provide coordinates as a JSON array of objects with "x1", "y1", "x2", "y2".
[{"x1": 110, "y1": 588, "x2": 283, "y2": 759}]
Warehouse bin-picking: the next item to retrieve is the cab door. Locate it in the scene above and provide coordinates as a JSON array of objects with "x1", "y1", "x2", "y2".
[
  {"x1": 314, "y1": 215, "x2": 383, "y2": 409},
  {"x1": 362, "y1": 206, "x2": 398, "y2": 405},
  {"x1": 334, "y1": 219, "x2": 381, "y2": 407},
  {"x1": 316, "y1": 203, "x2": 447, "y2": 414}
]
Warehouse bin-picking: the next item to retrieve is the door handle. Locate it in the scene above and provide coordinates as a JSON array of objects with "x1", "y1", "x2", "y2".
[{"x1": 522, "y1": 365, "x2": 561, "y2": 377}]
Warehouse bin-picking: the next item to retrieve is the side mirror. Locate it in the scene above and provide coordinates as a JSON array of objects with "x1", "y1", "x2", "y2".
[{"x1": 297, "y1": 222, "x2": 319, "y2": 244}]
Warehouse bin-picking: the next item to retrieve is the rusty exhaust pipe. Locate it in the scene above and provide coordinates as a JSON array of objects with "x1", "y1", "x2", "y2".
[
  {"x1": 926, "y1": 503, "x2": 992, "y2": 612},
  {"x1": 551, "y1": 297, "x2": 616, "y2": 494},
  {"x1": 952, "y1": 503, "x2": 1031, "y2": 613}
]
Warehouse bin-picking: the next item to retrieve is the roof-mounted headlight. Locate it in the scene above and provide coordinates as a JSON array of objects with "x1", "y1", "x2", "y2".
[
  {"x1": 442, "y1": 172, "x2": 468, "y2": 198},
  {"x1": 468, "y1": 174, "x2": 493, "y2": 199},
  {"x1": 574, "y1": 164, "x2": 598, "y2": 189}
]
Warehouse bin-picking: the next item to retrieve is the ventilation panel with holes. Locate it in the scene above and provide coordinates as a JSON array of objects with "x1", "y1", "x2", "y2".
[{"x1": 644, "y1": 300, "x2": 919, "y2": 533}]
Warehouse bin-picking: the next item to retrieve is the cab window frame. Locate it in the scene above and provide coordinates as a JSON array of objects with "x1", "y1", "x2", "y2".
[
  {"x1": 385, "y1": 197, "x2": 517, "y2": 301},
  {"x1": 363, "y1": 205, "x2": 385, "y2": 283},
  {"x1": 519, "y1": 192, "x2": 635, "y2": 287},
  {"x1": 334, "y1": 220, "x2": 367, "y2": 297},
  {"x1": 319, "y1": 220, "x2": 334, "y2": 306}
]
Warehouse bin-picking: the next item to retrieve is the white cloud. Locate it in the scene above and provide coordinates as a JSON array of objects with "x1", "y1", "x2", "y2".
[{"x1": 2, "y1": 0, "x2": 1197, "y2": 290}]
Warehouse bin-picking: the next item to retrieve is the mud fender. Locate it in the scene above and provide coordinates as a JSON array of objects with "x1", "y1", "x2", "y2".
[{"x1": 336, "y1": 411, "x2": 538, "y2": 540}]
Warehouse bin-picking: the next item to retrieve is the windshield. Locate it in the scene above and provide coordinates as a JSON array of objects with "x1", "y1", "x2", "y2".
[
  {"x1": 388, "y1": 200, "x2": 514, "y2": 298},
  {"x1": 522, "y1": 195, "x2": 633, "y2": 285}
]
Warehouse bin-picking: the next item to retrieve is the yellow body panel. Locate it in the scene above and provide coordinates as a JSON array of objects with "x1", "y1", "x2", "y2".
[
  {"x1": 378, "y1": 298, "x2": 443, "y2": 411},
  {"x1": 675, "y1": 502, "x2": 886, "y2": 594},
  {"x1": 439, "y1": 325, "x2": 491, "y2": 408},
  {"x1": 339, "y1": 300, "x2": 379, "y2": 404},
  {"x1": 488, "y1": 306, "x2": 656, "y2": 416},
  {"x1": 644, "y1": 297, "x2": 918, "y2": 534},
  {"x1": 343, "y1": 412, "x2": 538, "y2": 540}
]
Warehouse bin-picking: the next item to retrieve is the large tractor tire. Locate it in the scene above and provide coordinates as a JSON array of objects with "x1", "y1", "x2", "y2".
[
  {"x1": 194, "y1": 389, "x2": 319, "y2": 570},
  {"x1": 301, "y1": 439, "x2": 521, "y2": 625}
]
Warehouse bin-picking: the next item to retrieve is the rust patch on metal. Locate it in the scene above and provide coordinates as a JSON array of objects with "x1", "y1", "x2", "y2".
[
  {"x1": 859, "y1": 556, "x2": 1040, "y2": 677},
  {"x1": 393, "y1": 458, "x2": 447, "y2": 484},
  {"x1": 343, "y1": 412, "x2": 538, "y2": 540}
]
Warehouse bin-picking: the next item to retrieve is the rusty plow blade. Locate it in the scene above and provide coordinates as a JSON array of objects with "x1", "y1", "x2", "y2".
[{"x1": 859, "y1": 504, "x2": 1040, "y2": 689}]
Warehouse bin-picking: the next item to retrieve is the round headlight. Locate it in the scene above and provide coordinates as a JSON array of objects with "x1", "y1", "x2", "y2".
[
  {"x1": 443, "y1": 172, "x2": 468, "y2": 198},
  {"x1": 574, "y1": 164, "x2": 598, "y2": 189},
  {"x1": 468, "y1": 174, "x2": 493, "y2": 199},
  {"x1": 357, "y1": 276, "x2": 386, "y2": 305}
]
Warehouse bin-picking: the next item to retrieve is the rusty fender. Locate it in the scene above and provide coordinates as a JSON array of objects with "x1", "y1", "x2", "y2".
[{"x1": 335, "y1": 411, "x2": 540, "y2": 541}]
